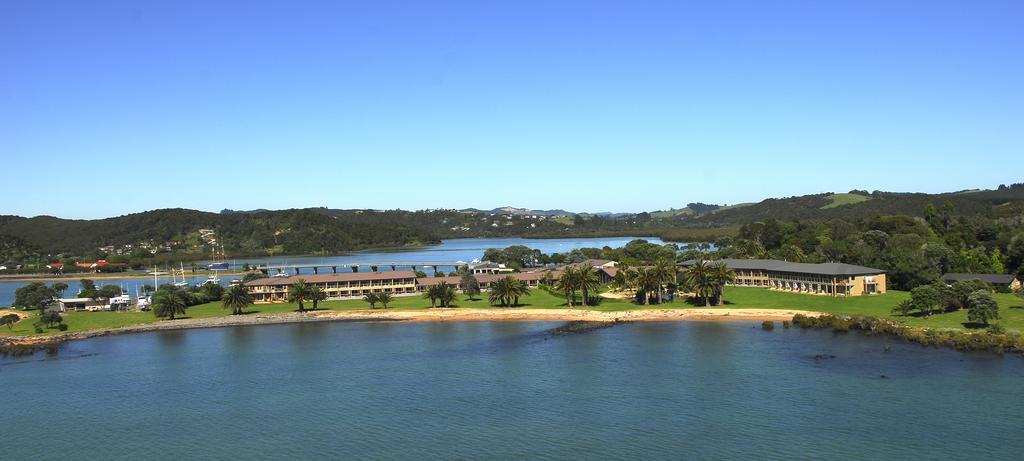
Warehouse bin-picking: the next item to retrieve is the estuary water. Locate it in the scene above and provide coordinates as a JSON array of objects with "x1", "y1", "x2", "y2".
[
  {"x1": 1, "y1": 321, "x2": 1021, "y2": 459},
  {"x1": 0, "y1": 236, "x2": 665, "y2": 307}
]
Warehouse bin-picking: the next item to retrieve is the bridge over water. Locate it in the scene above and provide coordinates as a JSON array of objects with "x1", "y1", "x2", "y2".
[{"x1": 257, "y1": 262, "x2": 469, "y2": 276}]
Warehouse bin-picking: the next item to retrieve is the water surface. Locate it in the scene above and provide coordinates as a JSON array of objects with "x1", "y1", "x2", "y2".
[{"x1": 1, "y1": 321, "x2": 1020, "y2": 459}]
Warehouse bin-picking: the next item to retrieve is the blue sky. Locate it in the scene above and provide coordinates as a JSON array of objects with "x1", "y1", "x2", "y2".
[{"x1": 2, "y1": 1, "x2": 1022, "y2": 218}]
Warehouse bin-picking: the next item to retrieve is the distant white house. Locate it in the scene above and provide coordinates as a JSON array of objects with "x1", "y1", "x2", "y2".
[
  {"x1": 468, "y1": 262, "x2": 515, "y2": 275},
  {"x1": 51, "y1": 298, "x2": 105, "y2": 312}
]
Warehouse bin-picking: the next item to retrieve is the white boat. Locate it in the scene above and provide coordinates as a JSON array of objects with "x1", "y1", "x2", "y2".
[{"x1": 173, "y1": 263, "x2": 190, "y2": 288}]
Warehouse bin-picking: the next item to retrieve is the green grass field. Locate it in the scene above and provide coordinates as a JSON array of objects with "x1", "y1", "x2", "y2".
[
  {"x1": 3, "y1": 287, "x2": 1023, "y2": 337},
  {"x1": 820, "y1": 192, "x2": 870, "y2": 209}
]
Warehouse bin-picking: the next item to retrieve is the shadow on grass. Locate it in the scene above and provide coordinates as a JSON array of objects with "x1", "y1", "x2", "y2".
[{"x1": 961, "y1": 322, "x2": 990, "y2": 329}]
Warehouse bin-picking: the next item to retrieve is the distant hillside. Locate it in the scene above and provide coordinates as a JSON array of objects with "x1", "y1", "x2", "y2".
[{"x1": 677, "y1": 185, "x2": 1024, "y2": 227}]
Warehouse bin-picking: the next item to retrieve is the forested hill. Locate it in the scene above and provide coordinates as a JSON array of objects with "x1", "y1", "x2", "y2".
[
  {"x1": 0, "y1": 209, "x2": 440, "y2": 257},
  {"x1": 673, "y1": 186, "x2": 1024, "y2": 228},
  {"x1": 2, "y1": 183, "x2": 1023, "y2": 264}
]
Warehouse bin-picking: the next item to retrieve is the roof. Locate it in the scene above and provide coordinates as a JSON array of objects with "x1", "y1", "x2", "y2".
[
  {"x1": 415, "y1": 270, "x2": 562, "y2": 287},
  {"x1": 245, "y1": 270, "x2": 419, "y2": 287},
  {"x1": 941, "y1": 273, "x2": 1017, "y2": 285},
  {"x1": 680, "y1": 258, "x2": 884, "y2": 276},
  {"x1": 58, "y1": 298, "x2": 96, "y2": 303}
]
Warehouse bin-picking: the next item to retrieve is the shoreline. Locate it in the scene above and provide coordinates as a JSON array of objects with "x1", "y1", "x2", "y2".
[{"x1": 0, "y1": 308, "x2": 822, "y2": 347}]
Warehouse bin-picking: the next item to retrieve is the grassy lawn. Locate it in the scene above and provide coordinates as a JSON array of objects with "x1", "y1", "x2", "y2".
[
  {"x1": 3, "y1": 286, "x2": 1022, "y2": 337},
  {"x1": 820, "y1": 192, "x2": 870, "y2": 209},
  {"x1": 718, "y1": 287, "x2": 1024, "y2": 331}
]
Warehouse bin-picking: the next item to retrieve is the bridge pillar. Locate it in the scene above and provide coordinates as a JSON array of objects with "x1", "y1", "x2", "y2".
[
  {"x1": 391, "y1": 265, "x2": 397, "y2": 271},
  {"x1": 432, "y1": 265, "x2": 438, "y2": 274},
  {"x1": 313, "y1": 267, "x2": 318, "y2": 274},
  {"x1": 351, "y1": 266, "x2": 359, "y2": 273},
  {"x1": 332, "y1": 266, "x2": 337, "y2": 273},
  {"x1": 371, "y1": 266, "x2": 378, "y2": 272},
  {"x1": 294, "y1": 267, "x2": 300, "y2": 275}
]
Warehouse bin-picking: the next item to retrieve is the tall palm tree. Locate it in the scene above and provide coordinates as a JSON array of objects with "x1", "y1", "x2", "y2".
[
  {"x1": 576, "y1": 266, "x2": 600, "y2": 307},
  {"x1": 309, "y1": 285, "x2": 327, "y2": 311},
  {"x1": 288, "y1": 279, "x2": 312, "y2": 312},
  {"x1": 376, "y1": 291, "x2": 393, "y2": 309},
  {"x1": 221, "y1": 284, "x2": 252, "y2": 315},
  {"x1": 629, "y1": 267, "x2": 659, "y2": 305},
  {"x1": 511, "y1": 279, "x2": 530, "y2": 306},
  {"x1": 652, "y1": 259, "x2": 677, "y2": 304},
  {"x1": 424, "y1": 284, "x2": 440, "y2": 307},
  {"x1": 686, "y1": 258, "x2": 713, "y2": 307},
  {"x1": 556, "y1": 267, "x2": 580, "y2": 307},
  {"x1": 436, "y1": 282, "x2": 457, "y2": 307},
  {"x1": 152, "y1": 287, "x2": 188, "y2": 320},
  {"x1": 708, "y1": 262, "x2": 736, "y2": 306}
]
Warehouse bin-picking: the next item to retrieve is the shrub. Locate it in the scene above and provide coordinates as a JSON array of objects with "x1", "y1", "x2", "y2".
[
  {"x1": 57, "y1": 323, "x2": 68, "y2": 331},
  {"x1": 782, "y1": 320, "x2": 790, "y2": 329},
  {"x1": 761, "y1": 320, "x2": 775, "y2": 330},
  {"x1": 987, "y1": 323, "x2": 1006, "y2": 335}
]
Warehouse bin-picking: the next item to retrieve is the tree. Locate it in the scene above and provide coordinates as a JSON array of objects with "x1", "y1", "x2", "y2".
[
  {"x1": 460, "y1": 273, "x2": 481, "y2": 300},
  {"x1": 99, "y1": 284, "x2": 123, "y2": 299},
  {"x1": 152, "y1": 287, "x2": 188, "y2": 320},
  {"x1": 489, "y1": 276, "x2": 530, "y2": 307},
  {"x1": 78, "y1": 279, "x2": 98, "y2": 298},
  {"x1": 39, "y1": 310, "x2": 62, "y2": 328},
  {"x1": 242, "y1": 272, "x2": 264, "y2": 283},
  {"x1": 892, "y1": 299, "x2": 916, "y2": 316},
  {"x1": 287, "y1": 279, "x2": 312, "y2": 312},
  {"x1": 13, "y1": 282, "x2": 56, "y2": 310},
  {"x1": 376, "y1": 291, "x2": 393, "y2": 309},
  {"x1": 142, "y1": 284, "x2": 155, "y2": 295},
  {"x1": 556, "y1": 266, "x2": 580, "y2": 307},
  {"x1": 221, "y1": 284, "x2": 252, "y2": 315},
  {"x1": 363, "y1": 292, "x2": 380, "y2": 308},
  {"x1": 652, "y1": 259, "x2": 677, "y2": 303},
  {"x1": 575, "y1": 266, "x2": 600, "y2": 307},
  {"x1": 199, "y1": 283, "x2": 224, "y2": 303},
  {"x1": 52, "y1": 282, "x2": 69, "y2": 297},
  {"x1": 437, "y1": 282, "x2": 457, "y2": 307},
  {"x1": 950, "y1": 280, "x2": 990, "y2": 311},
  {"x1": 966, "y1": 290, "x2": 1000, "y2": 326},
  {"x1": 309, "y1": 285, "x2": 327, "y2": 311},
  {"x1": 1, "y1": 313, "x2": 20, "y2": 330},
  {"x1": 686, "y1": 259, "x2": 715, "y2": 306},
  {"x1": 423, "y1": 285, "x2": 439, "y2": 308}
]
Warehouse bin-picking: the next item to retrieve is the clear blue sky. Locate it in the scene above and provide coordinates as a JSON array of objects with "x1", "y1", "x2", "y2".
[{"x1": 2, "y1": 1, "x2": 1022, "y2": 219}]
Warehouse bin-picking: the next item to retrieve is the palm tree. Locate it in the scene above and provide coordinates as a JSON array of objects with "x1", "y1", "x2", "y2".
[
  {"x1": 489, "y1": 276, "x2": 528, "y2": 307},
  {"x1": 556, "y1": 267, "x2": 580, "y2": 307},
  {"x1": 436, "y1": 282, "x2": 457, "y2": 307},
  {"x1": 288, "y1": 279, "x2": 312, "y2": 312},
  {"x1": 509, "y1": 276, "x2": 532, "y2": 305},
  {"x1": 576, "y1": 266, "x2": 600, "y2": 307},
  {"x1": 652, "y1": 259, "x2": 677, "y2": 304},
  {"x1": 221, "y1": 284, "x2": 252, "y2": 315},
  {"x1": 708, "y1": 262, "x2": 736, "y2": 306},
  {"x1": 685, "y1": 258, "x2": 713, "y2": 306},
  {"x1": 363, "y1": 292, "x2": 380, "y2": 308},
  {"x1": 152, "y1": 287, "x2": 188, "y2": 320},
  {"x1": 377, "y1": 291, "x2": 393, "y2": 309},
  {"x1": 423, "y1": 284, "x2": 440, "y2": 308},
  {"x1": 628, "y1": 267, "x2": 659, "y2": 305},
  {"x1": 309, "y1": 285, "x2": 327, "y2": 311}
]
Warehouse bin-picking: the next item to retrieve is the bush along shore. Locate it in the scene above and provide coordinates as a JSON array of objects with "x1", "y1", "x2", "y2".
[{"x1": 791, "y1": 313, "x2": 1024, "y2": 356}]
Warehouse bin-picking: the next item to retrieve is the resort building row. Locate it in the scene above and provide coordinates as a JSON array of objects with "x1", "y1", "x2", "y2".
[
  {"x1": 680, "y1": 259, "x2": 887, "y2": 296},
  {"x1": 243, "y1": 258, "x2": 893, "y2": 302}
]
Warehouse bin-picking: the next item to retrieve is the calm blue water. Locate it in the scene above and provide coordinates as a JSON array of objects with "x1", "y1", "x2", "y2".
[
  {"x1": 1, "y1": 321, "x2": 1020, "y2": 459},
  {"x1": 0, "y1": 237, "x2": 664, "y2": 307}
]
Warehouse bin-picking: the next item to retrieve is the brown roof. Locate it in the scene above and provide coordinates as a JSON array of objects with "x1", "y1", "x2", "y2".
[
  {"x1": 415, "y1": 270, "x2": 562, "y2": 287},
  {"x1": 245, "y1": 270, "x2": 418, "y2": 287}
]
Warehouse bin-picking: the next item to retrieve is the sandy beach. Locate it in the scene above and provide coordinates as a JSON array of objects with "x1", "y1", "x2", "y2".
[{"x1": 0, "y1": 308, "x2": 822, "y2": 347}]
